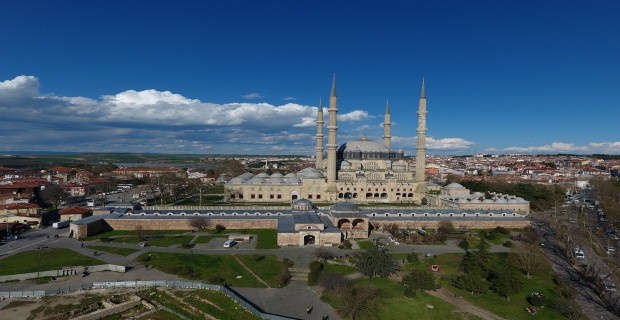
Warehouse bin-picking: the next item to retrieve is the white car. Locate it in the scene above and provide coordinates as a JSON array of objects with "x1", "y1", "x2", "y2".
[{"x1": 223, "y1": 240, "x2": 237, "y2": 248}]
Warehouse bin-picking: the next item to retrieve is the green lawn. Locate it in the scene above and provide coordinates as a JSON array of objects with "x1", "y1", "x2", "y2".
[
  {"x1": 236, "y1": 254, "x2": 287, "y2": 287},
  {"x1": 86, "y1": 245, "x2": 139, "y2": 256},
  {"x1": 433, "y1": 252, "x2": 569, "y2": 320},
  {"x1": 322, "y1": 277, "x2": 461, "y2": 320},
  {"x1": 136, "y1": 252, "x2": 284, "y2": 287},
  {"x1": 356, "y1": 239, "x2": 375, "y2": 249},
  {"x1": 148, "y1": 236, "x2": 195, "y2": 247},
  {"x1": 322, "y1": 262, "x2": 358, "y2": 276},
  {"x1": 321, "y1": 252, "x2": 573, "y2": 320},
  {"x1": 222, "y1": 229, "x2": 278, "y2": 249},
  {"x1": 0, "y1": 248, "x2": 104, "y2": 275}
]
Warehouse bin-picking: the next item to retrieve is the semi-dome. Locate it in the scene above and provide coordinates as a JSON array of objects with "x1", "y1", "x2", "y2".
[
  {"x1": 445, "y1": 182, "x2": 465, "y2": 189},
  {"x1": 298, "y1": 167, "x2": 323, "y2": 178},
  {"x1": 293, "y1": 198, "x2": 313, "y2": 208}
]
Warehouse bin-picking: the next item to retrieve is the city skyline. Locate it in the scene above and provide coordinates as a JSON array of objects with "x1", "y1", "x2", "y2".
[{"x1": 1, "y1": 1, "x2": 619, "y2": 155}]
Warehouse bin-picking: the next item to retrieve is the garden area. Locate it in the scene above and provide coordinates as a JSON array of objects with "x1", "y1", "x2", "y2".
[
  {"x1": 0, "y1": 248, "x2": 104, "y2": 276},
  {"x1": 135, "y1": 252, "x2": 290, "y2": 287},
  {"x1": 308, "y1": 229, "x2": 583, "y2": 320}
]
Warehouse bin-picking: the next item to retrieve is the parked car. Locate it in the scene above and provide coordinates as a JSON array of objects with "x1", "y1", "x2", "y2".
[{"x1": 223, "y1": 239, "x2": 237, "y2": 248}]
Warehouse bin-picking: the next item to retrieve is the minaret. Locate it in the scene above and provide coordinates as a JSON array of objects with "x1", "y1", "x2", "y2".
[
  {"x1": 326, "y1": 74, "x2": 338, "y2": 186},
  {"x1": 383, "y1": 100, "x2": 391, "y2": 149},
  {"x1": 315, "y1": 98, "x2": 324, "y2": 168},
  {"x1": 415, "y1": 78, "x2": 427, "y2": 183}
]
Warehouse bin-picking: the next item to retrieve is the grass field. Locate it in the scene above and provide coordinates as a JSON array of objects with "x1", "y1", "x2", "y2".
[
  {"x1": 427, "y1": 252, "x2": 567, "y2": 320},
  {"x1": 322, "y1": 277, "x2": 461, "y2": 320},
  {"x1": 136, "y1": 252, "x2": 286, "y2": 287},
  {"x1": 235, "y1": 254, "x2": 287, "y2": 287},
  {"x1": 322, "y1": 262, "x2": 358, "y2": 276},
  {"x1": 222, "y1": 229, "x2": 278, "y2": 249},
  {"x1": 0, "y1": 248, "x2": 104, "y2": 275}
]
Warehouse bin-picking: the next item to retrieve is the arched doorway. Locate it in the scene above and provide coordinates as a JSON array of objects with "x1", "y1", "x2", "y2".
[{"x1": 304, "y1": 235, "x2": 315, "y2": 245}]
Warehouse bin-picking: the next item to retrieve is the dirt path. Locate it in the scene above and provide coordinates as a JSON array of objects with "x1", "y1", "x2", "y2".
[
  {"x1": 232, "y1": 255, "x2": 271, "y2": 288},
  {"x1": 428, "y1": 288, "x2": 508, "y2": 320}
]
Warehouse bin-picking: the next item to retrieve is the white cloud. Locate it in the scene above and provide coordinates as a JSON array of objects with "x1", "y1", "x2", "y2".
[
  {"x1": 503, "y1": 142, "x2": 589, "y2": 153},
  {"x1": 339, "y1": 110, "x2": 369, "y2": 122},
  {"x1": 391, "y1": 136, "x2": 474, "y2": 151},
  {"x1": 283, "y1": 96, "x2": 296, "y2": 101},
  {"x1": 503, "y1": 141, "x2": 620, "y2": 154},
  {"x1": 242, "y1": 92, "x2": 263, "y2": 100},
  {"x1": 0, "y1": 75, "x2": 39, "y2": 101}
]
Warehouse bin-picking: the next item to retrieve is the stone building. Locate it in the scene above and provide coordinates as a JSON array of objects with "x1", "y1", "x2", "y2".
[{"x1": 226, "y1": 77, "x2": 428, "y2": 204}]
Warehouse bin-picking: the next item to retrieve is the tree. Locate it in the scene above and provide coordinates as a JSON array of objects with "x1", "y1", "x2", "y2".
[
  {"x1": 339, "y1": 286, "x2": 381, "y2": 320},
  {"x1": 437, "y1": 220, "x2": 454, "y2": 236},
  {"x1": 461, "y1": 239, "x2": 492, "y2": 278},
  {"x1": 453, "y1": 273, "x2": 487, "y2": 295},
  {"x1": 490, "y1": 267, "x2": 524, "y2": 300},
  {"x1": 319, "y1": 272, "x2": 351, "y2": 294},
  {"x1": 189, "y1": 218, "x2": 211, "y2": 231},
  {"x1": 402, "y1": 268, "x2": 440, "y2": 296},
  {"x1": 314, "y1": 247, "x2": 336, "y2": 262},
  {"x1": 41, "y1": 184, "x2": 68, "y2": 209},
  {"x1": 188, "y1": 178, "x2": 209, "y2": 206},
  {"x1": 216, "y1": 159, "x2": 245, "y2": 177},
  {"x1": 510, "y1": 243, "x2": 546, "y2": 278},
  {"x1": 355, "y1": 244, "x2": 399, "y2": 278}
]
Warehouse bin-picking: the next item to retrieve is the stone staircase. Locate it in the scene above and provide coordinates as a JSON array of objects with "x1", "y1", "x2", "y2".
[{"x1": 288, "y1": 267, "x2": 309, "y2": 282}]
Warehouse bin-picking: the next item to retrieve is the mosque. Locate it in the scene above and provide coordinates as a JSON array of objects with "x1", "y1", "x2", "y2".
[
  {"x1": 71, "y1": 77, "x2": 530, "y2": 246},
  {"x1": 225, "y1": 76, "x2": 428, "y2": 204}
]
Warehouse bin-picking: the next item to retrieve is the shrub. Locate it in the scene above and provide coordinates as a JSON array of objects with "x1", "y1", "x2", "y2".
[
  {"x1": 406, "y1": 253, "x2": 419, "y2": 263},
  {"x1": 503, "y1": 240, "x2": 514, "y2": 248},
  {"x1": 180, "y1": 242, "x2": 194, "y2": 248},
  {"x1": 214, "y1": 224, "x2": 226, "y2": 233},
  {"x1": 458, "y1": 239, "x2": 470, "y2": 250},
  {"x1": 527, "y1": 295, "x2": 545, "y2": 307},
  {"x1": 403, "y1": 287, "x2": 417, "y2": 298},
  {"x1": 207, "y1": 276, "x2": 225, "y2": 284},
  {"x1": 100, "y1": 237, "x2": 113, "y2": 243},
  {"x1": 278, "y1": 269, "x2": 292, "y2": 286},
  {"x1": 342, "y1": 239, "x2": 352, "y2": 249},
  {"x1": 319, "y1": 272, "x2": 350, "y2": 293},
  {"x1": 308, "y1": 270, "x2": 319, "y2": 285},
  {"x1": 309, "y1": 261, "x2": 323, "y2": 272},
  {"x1": 282, "y1": 258, "x2": 294, "y2": 268},
  {"x1": 494, "y1": 226, "x2": 510, "y2": 235}
]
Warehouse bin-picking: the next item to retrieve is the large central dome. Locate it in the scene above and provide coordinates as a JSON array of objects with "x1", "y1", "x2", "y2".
[{"x1": 338, "y1": 137, "x2": 390, "y2": 153}]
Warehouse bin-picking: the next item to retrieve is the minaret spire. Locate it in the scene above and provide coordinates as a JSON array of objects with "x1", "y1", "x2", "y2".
[
  {"x1": 326, "y1": 74, "x2": 339, "y2": 191},
  {"x1": 383, "y1": 100, "x2": 391, "y2": 149},
  {"x1": 415, "y1": 78, "x2": 427, "y2": 185},
  {"x1": 315, "y1": 98, "x2": 324, "y2": 168}
]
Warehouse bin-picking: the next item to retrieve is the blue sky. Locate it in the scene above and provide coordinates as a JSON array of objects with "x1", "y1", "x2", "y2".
[{"x1": 1, "y1": 1, "x2": 619, "y2": 155}]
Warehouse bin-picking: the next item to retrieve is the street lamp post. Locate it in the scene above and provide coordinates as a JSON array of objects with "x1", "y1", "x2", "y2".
[{"x1": 37, "y1": 253, "x2": 41, "y2": 278}]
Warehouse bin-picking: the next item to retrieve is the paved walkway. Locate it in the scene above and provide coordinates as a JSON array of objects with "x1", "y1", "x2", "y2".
[{"x1": 428, "y1": 288, "x2": 508, "y2": 320}]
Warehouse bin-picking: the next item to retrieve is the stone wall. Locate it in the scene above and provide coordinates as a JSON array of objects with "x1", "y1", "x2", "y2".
[
  {"x1": 72, "y1": 295, "x2": 142, "y2": 320},
  {"x1": 104, "y1": 218, "x2": 277, "y2": 231},
  {"x1": 371, "y1": 218, "x2": 530, "y2": 230},
  {"x1": 0, "y1": 264, "x2": 126, "y2": 282},
  {"x1": 278, "y1": 231, "x2": 341, "y2": 246}
]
